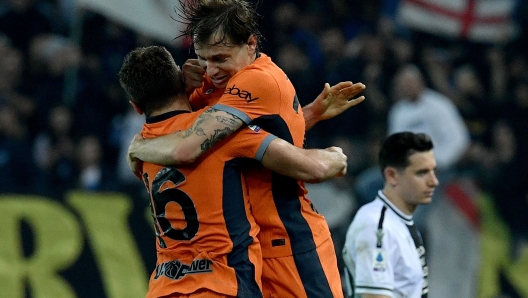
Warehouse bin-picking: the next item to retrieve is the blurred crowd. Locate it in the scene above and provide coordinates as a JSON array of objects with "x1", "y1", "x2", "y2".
[{"x1": 1, "y1": 0, "x2": 528, "y2": 264}]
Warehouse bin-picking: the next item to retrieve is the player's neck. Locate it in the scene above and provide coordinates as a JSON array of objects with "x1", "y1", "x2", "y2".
[
  {"x1": 382, "y1": 187, "x2": 416, "y2": 216},
  {"x1": 149, "y1": 95, "x2": 192, "y2": 117}
]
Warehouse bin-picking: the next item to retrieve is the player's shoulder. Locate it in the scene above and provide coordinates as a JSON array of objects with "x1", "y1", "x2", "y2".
[
  {"x1": 163, "y1": 111, "x2": 201, "y2": 133},
  {"x1": 350, "y1": 200, "x2": 385, "y2": 229},
  {"x1": 233, "y1": 54, "x2": 283, "y2": 86}
]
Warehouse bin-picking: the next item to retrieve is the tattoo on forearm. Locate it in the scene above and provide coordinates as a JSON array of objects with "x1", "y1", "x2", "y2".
[
  {"x1": 215, "y1": 115, "x2": 240, "y2": 126},
  {"x1": 183, "y1": 107, "x2": 243, "y2": 153},
  {"x1": 201, "y1": 127, "x2": 236, "y2": 151}
]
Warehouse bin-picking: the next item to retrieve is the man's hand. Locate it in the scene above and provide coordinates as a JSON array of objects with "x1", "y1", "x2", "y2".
[
  {"x1": 303, "y1": 81, "x2": 366, "y2": 130},
  {"x1": 325, "y1": 146, "x2": 347, "y2": 177},
  {"x1": 182, "y1": 59, "x2": 205, "y2": 95},
  {"x1": 313, "y1": 81, "x2": 366, "y2": 120},
  {"x1": 127, "y1": 133, "x2": 145, "y2": 180}
]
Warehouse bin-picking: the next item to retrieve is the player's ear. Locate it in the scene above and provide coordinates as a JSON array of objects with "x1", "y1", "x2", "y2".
[
  {"x1": 129, "y1": 100, "x2": 144, "y2": 115},
  {"x1": 247, "y1": 35, "x2": 257, "y2": 54},
  {"x1": 384, "y1": 167, "x2": 398, "y2": 187}
]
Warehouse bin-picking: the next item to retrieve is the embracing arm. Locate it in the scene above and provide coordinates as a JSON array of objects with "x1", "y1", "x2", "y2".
[
  {"x1": 261, "y1": 138, "x2": 347, "y2": 183},
  {"x1": 303, "y1": 81, "x2": 366, "y2": 130},
  {"x1": 128, "y1": 107, "x2": 244, "y2": 175}
]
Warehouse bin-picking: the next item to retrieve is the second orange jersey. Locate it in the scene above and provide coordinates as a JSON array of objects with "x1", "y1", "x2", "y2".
[{"x1": 191, "y1": 53, "x2": 339, "y2": 297}]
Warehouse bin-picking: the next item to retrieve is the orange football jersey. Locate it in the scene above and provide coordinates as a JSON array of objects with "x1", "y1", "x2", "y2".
[
  {"x1": 141, "y1": 110, "x2": 276, "y2": 298},
  {"x1": 190, "y1": 53, "x2": 340, "y2": 297}
]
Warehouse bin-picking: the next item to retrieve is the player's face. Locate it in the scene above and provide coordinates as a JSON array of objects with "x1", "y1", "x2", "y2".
[
  {"x1": 194, "y1": 33, "x2": 257, "y2": 89},
  {"x1": 397, "y1": 150, "x2": 439, "y2": 207}
]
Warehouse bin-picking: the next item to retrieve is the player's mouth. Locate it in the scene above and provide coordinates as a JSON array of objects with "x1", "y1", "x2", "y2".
[{"x1": 211, "y1": 75, "x2": 228, "y2": 86}]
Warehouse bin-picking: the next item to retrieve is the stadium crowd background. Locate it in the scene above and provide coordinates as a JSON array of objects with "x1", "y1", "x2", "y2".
[{"x1": 1, "y1": 0, "x2": 527, "y2": 297}]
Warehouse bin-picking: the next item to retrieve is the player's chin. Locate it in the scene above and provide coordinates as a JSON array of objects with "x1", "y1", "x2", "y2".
[{"x1": 422, "y1": 194, "x2": 434, "y2": 203}]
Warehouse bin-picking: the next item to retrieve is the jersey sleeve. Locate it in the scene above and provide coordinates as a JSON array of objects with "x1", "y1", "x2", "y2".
[
  {"x1": 212, "y1": 69, "x2": 280, "y2": 124},
  {"x1": 347, "y1": 221, "x2": 396, "y2": 297},
  {"x1": 216, "y1": 125, "x2": 277, "y2": 161}
]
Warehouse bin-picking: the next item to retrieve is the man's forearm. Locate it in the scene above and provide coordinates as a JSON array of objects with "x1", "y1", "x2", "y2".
[
  {"x1": 129, "y1": 132, "x2": 186, "y2": 165},
  {"x1": 129, "y1": 107, "x2": 245, "y2": 166},
  {"x1": 302, "y1": 102, "x2": 319, "y2": 131},
  {"x1": 262, "y1": 139, "x2": 346, "y2": 183}
]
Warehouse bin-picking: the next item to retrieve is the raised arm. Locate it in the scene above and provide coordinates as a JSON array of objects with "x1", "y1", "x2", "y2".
[
  {"x1": 303, "y1": 81, "x2": 366, "y2": 130},
  {"x1": 261, "y1": 138, "x2": 347, "y2": 183},
  {"x1": 128, "y1": 107, "x2": 244, "y2": 176}
]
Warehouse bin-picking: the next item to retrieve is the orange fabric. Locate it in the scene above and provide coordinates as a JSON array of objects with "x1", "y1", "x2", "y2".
[
  {"x1": 191, "y1": 53, "x2": 341, "y2": 297},
  {"x1": 141, "y1": 111, "x2": 270, "y2": 298},
  {"x1": 189, "y1": 79, "x2": 224, "y2": 110},
  {"x1": 160, "y1": 288, "x2": 234, "y2": 298},
  {"x1": 261, "y1": 238, "x2": 343, "y2": 298}
]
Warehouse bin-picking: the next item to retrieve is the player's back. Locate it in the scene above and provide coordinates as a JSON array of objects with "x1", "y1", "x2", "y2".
[{"x1": 141, "y1": 110, "x2": 266, "y2": 298}]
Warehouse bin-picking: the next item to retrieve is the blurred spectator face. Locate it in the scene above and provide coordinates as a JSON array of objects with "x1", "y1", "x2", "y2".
[
  {"x1": 0, "y1": 105, "x2": 24, "y2": 138},
  {"x1": 276, "y1": 43, "x2": 310, "y2": 73},
  {"x1": 29, "y1": 34, "x2": 81, "y2": 75},
  {"x1": 0, "y1": 43, "x2": 23, "y2": 91},
  {"x1": 394, "y1": 65, "x2": 424, "y2": 101},
  {"x1": 492, "y1": 121, "x2": 515, "y2": 163},
  {"x1": 49, "y1": 106, "x2": 72, "y2": 135},
  {"x1": 319, "y1": 28, "x2": 346, "y2": 58},
  {"x1": 273, "y1": 2, "x2": 298, "y2": 30},
  {"x1": 77, "y1": 136, "x2": 102, "y2": 168},
  {"x1": 453, "y1": 65, "x2": 484, "y2": 97},
  {"x1": 362, "y1": 35, "x2": 386, "y2": 64},
  {"x1": 509, "y1": 55, "x2": 527, "y2": 81},
  {"x1": 391, "y1": 38, "x2": 414, "y2": 66}
]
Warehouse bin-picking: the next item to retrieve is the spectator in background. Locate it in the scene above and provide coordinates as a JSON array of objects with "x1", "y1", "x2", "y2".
[
  {"x1": 74, "y1": 135, "x2": 118, "y2": 192},
  {"x1": 275, "y1": 42, "x2": 320, "y2": 108},
  {"x1": 488, "y1": 79, "x2": 528, "y2": 257},
  {"x1": 388, "y1": 64, "x2": 470, "y2": 178},
  {"x1": 0, "y1": 0, "x2": 52, "y2": 58},
  {"x1": 0, "y1": 34, "x2": 38, "y2": 138},
  {"x1": 111, "y1": 105, "x2": 145, "y2": 195},
  {"x1": 32, "y1": 105, "x2": 76, "y2": 197},
  {"x1": 28, "y1": 33, "x2": 81, "y2": 124},
  {"x1": 0, "y1": 104, "x2": 35, "y2": 193},
  {"x1": 451, "y1": 64, "x2": 495, "y2": 143},
  {"x1": 387, "y1": 64, "x2": 470, "y2": 232}
]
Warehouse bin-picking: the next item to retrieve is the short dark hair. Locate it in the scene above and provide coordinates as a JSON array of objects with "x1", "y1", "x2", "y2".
[
  {"x1": 378, "y1": 132, "x2": 434, "y2": 174},
  {"x1": 118, "y1": 46, "x2": 185, "y2": 116},
  {"x1": 176, "y1": 0, "x2": 262, "y2": 48}
]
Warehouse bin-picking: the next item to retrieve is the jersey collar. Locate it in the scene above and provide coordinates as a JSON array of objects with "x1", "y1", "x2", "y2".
[
  {"x1": 376, "y1": 190, "x2": 413, "y2": 224},
  {"x1": 146, "y1": 110, "x2": 191, "y2": 124}
]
